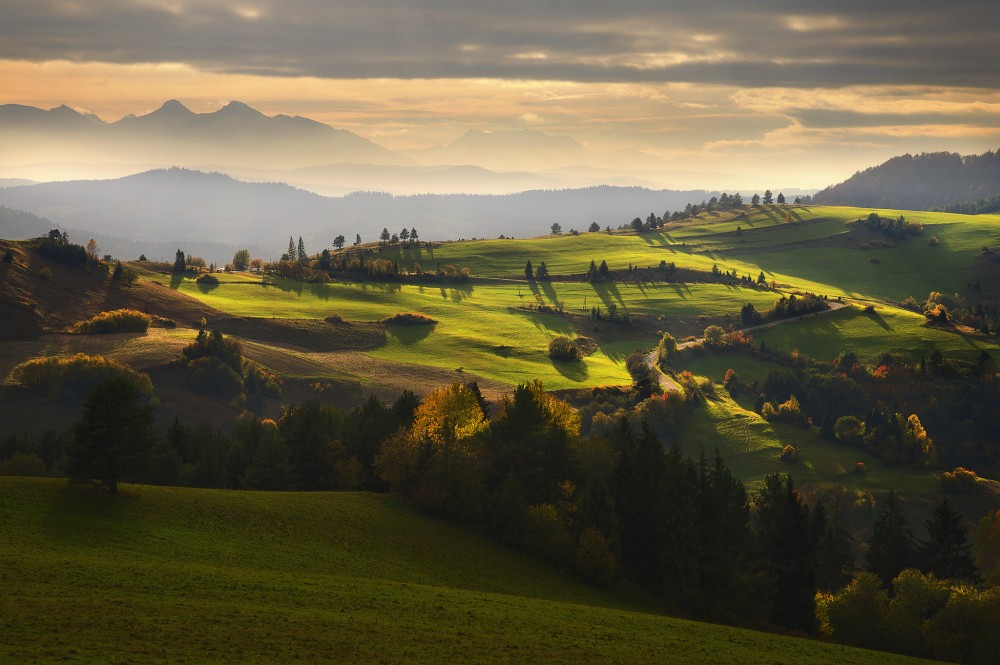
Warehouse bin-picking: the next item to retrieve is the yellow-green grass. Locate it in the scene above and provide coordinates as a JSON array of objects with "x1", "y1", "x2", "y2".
[
  {"x1": 0, "y1": 477, "x2": 933, "y2": 665},
  {"x1": 721, "y1": 206, "x2": 1000, "y2": 302},
  {"x1": 754, "y1": 304, "x2": 1000, "y2": 363},
  {"x1": 372, "y1": 206, "x2": 1000, "y2": 303},
  {"x1": 375, "y1": 232, "x2": 774, "y2": 283},
  {"x1": 676, "y1": 388, "x2": 938, "y2": 495},
  {"x1": 172, "y1": 275, "x2": 780, "y2": 390}
]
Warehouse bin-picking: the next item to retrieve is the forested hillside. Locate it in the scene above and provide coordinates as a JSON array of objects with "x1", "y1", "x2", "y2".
[{"x1": 814, "y1": 150, "x2": 1000, "y2": 210}]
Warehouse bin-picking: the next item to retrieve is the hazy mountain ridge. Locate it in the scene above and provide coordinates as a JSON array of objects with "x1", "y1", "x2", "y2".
[
  {"x1": 0, "y1": 100, "x2": 410, "y2": 169},
  {"x1": 0, "y1": 168, "x2": 718, "y2": 262},
  {"x1": 814, "y1": 149, "x2": 1000, "y2": 210}
]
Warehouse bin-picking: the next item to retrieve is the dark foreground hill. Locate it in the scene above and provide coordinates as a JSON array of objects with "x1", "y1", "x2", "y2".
[
  {"x1": 814, "y1": 149, "x2": 1000, "y2": 210},
  {"x1": 0, "y1": 477, "x2": 933, "y2": 665}
]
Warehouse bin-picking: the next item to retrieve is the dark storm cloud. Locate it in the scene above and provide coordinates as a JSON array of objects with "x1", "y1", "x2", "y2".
[{"x1": 1, "y1": 0, "x2": 998, "y2": 87}]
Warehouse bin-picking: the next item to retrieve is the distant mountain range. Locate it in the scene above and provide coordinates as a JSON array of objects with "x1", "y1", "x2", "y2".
[
  {"x1": 0, "y1": 101, "x2": 687, "y2": 193},
  {"x1": 0, "y1": 168, "x2": 719, "y2": 263},
  {"x1": 813, "y1": 150, "x2": 1000, "y2": 210},
  {"x1": 0, "y1": 100, "x2": 407, "y2": 170}
]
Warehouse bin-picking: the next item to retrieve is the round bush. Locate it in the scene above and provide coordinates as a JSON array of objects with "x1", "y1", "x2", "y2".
[{"x1": 548, "y1": 336, "x2": 579, "y2": 360}]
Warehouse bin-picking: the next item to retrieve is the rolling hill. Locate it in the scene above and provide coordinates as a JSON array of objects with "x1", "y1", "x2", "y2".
[
  {"x1": 814, "y1": 149, "x2": 1000, "y2": 210},
  {"x1": 0, "y1": 170, "x2": 719, "y2": 262},
  {"x1": 0, "y1": 476, "x2": 935, "y2": 665}
]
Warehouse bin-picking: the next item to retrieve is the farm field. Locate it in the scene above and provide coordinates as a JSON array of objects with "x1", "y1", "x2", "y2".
[{"x1": 0, "y1": 477, "x2": 936, "y2": 665}]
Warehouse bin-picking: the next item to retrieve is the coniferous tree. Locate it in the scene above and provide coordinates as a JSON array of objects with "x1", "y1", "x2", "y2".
[
  {"x1": 379, "y1": 228, "x2": 391, "y2": 245},
  {"x1": 536, "y1": 261, "x2": 549, "y2": 280},
  {"x1": 866, "y1": 490, "x2": 917, "y2": 587},
  {"x1": 297, "y1": 236, "x2": 307, "y2": 263},
  {"x1": 587, "y1": 259, "x2": 597, "y2": 281},
  {"x1": 355, "y1": 233, "x2": 362, "y2": 246},
  {"x1": 815, "y1": 502, "x2": 855, "y2": 592},
  {"x1": 173, "y1": 249, "x2": 186, "y2": 273},
  {"x1": 524, "y1": 260, "x2": 533, "y2": 280},
  {"x1": 598, "y1": 260, "x2": 609, "y2": 278},
  {"x1": 754, "y1": 473, "x2": 817, "y2": 631},
  {"x1": 287, "y1": 236, "x2": 295, "y2": 260},
  {"x1": 695, "y1": 450, "x2": 751, "y2": 611},
  {"x1": 920, "y1": 496, "x2": 978, "y2": 582},
  {"x1": 68, "y1": 378, "x2": 156, "y2": 496},
  {"x1": 410, "y1": 228, "x2": 418, "y2": 244}
]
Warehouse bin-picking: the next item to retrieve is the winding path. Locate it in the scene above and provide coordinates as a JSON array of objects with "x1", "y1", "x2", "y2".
[{"x1": 645, "y1": 300, "x2": 849, "y2": 393}]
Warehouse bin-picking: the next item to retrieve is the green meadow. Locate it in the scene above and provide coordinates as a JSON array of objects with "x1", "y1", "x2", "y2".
[
  {"x1": 173, "y1": 274, "x2": 778, "y2": 390},
  {"x1": 753, "y1": 304, "x2": 1000, "y2": 363},
  {"x1": 371, "y1": 206, "x2": 999, "y2": 302},
  {"x1": 675, "y1": 388, "x2": 938, "y2": 494},
  {"x1": 0, "y1": 477, "x2": 935, "y2": 665}
]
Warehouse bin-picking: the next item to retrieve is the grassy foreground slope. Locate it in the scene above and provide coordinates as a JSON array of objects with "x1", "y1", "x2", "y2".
[{"x1": 0, "y1": 478, "x2": 933, "y2": 665}]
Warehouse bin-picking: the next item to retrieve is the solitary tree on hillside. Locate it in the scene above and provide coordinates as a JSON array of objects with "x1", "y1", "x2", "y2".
[
  {"x1": 355, "y1": 233, "x2": 362, "y2": 246},
  {"x1": 232, "y1": 249, "x2": 250, "y2": 271},
  {"x1": 85, "y1": 238, "x2": 99, "y2": 259},
  {"x1": 588, "y1": 221, "x2": 601, "y2": 232},
  {"x1": 763, "y1": 189, "x2": 774, "y2": 205},
  {"x1": 777, "y1": 192, "x2": 786, "y2": 204},
  {"x1": 550, "y1": 222, "x2": 562, "y2": 235},
  {"x1": 866, "y1": 490, "x2": 916, "y2": 587},
  {"x1": 68, "y1": 378, "x2": 155, "y2": 496},
  {"x1": 173, "y1": 249, "x2": 186, "y2": 273},
  {"x1": 920, "y1": 496, "x2": 978, "y2": 582},
  {"x1": 333, "y1": 235, "x2": 345, "y2": 250}
]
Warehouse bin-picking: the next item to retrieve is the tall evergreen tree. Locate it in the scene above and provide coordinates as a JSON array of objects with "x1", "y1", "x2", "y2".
[
  {"x1": 297, "y1": 236, "x2": 307, "y2": 263},
  {"x1": 754, "y1": 473, "x2": 817, "y2": 631},
  {"x1": 920, "y1": 496, "x2": 978, "y2": 582},
  {"x1": 68, "y1": 378, "x2": 155, "y2": 496},
  {"x1": 524, "y1": 260, "x2": 534, "y2": 280},
  {"x1": 865, "y1": 490, "x2": 917, "y2": 587},
  {"x1": 287, "y1": 236, "x2": 295, "y2": 260},
  {"x1": 815, "y1": 502, "x2": 855, "y2": 592},
  {"x1": 173, "y1": 249, "x2": 186, "y2": 273}
]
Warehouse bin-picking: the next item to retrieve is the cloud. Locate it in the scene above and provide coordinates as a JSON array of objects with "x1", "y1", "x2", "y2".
[{"x1": 0, "y1": 1, "x2": 998, "y2": 88}]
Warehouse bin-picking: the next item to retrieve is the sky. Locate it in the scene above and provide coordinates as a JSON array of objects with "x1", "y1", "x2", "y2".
[{"x1": 2, "y1": 0, "x2": 1000, "y2": 189}]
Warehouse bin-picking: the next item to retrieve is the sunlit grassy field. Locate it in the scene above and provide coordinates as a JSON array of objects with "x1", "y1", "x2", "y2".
[
  {"x1": 0, "y1": 477, "x2": 936, "y2": 665},
  {"x1": 753, "y1": 304, "x2": 1000, "y2": 363},
  {"x1": 172, "y1": 274, "x2": 782, "y2": 389},
  {"x1": 675, "y1": 388, "x2": 939, "y2": 494}
]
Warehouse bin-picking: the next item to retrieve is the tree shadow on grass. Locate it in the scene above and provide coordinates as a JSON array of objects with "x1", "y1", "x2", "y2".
[
  {"x1": 552, "y1": 357, "x2": 588, "y2": 382},
  {"x1": 385, "y1": 322, "x2": 436, "y2": 346},
  {"x1": 861, "y1": 307, "x2": 893, "y2": 332},
  {"x1": 44, "y1": 482, "x2": 142, "y2": 546}
]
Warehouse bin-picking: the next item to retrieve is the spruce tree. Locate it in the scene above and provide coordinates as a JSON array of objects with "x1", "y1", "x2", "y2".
[
  {"x1": 815, "y1": 503, "x2": 854, "y2": 592},
  {"x1": 524, "y1": 260, "x2": 533, "y2": 279},
  {"x1": 297, "y1": 236, "x2": 307, "y2": 263},
  {"x1": 920, "y1": 496, "x2": 978, "y2": 582},
  {"x1": 287, "y1": 236, "x2": 295, "y2": 260},
  {"x1": 68, "y1": 378, "x2": 155, "y2": 496},
  {"x1": 865, "y1": 490, "x2": 916, "y2": 587},
  {"x1": 754, "y1": 473, "x2": 817, "y2": 631}
]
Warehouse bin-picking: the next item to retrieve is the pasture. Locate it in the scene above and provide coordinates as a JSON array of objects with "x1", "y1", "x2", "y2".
[{"x1": 0, "y1": 477, "x2": 936, "y2": 665}]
